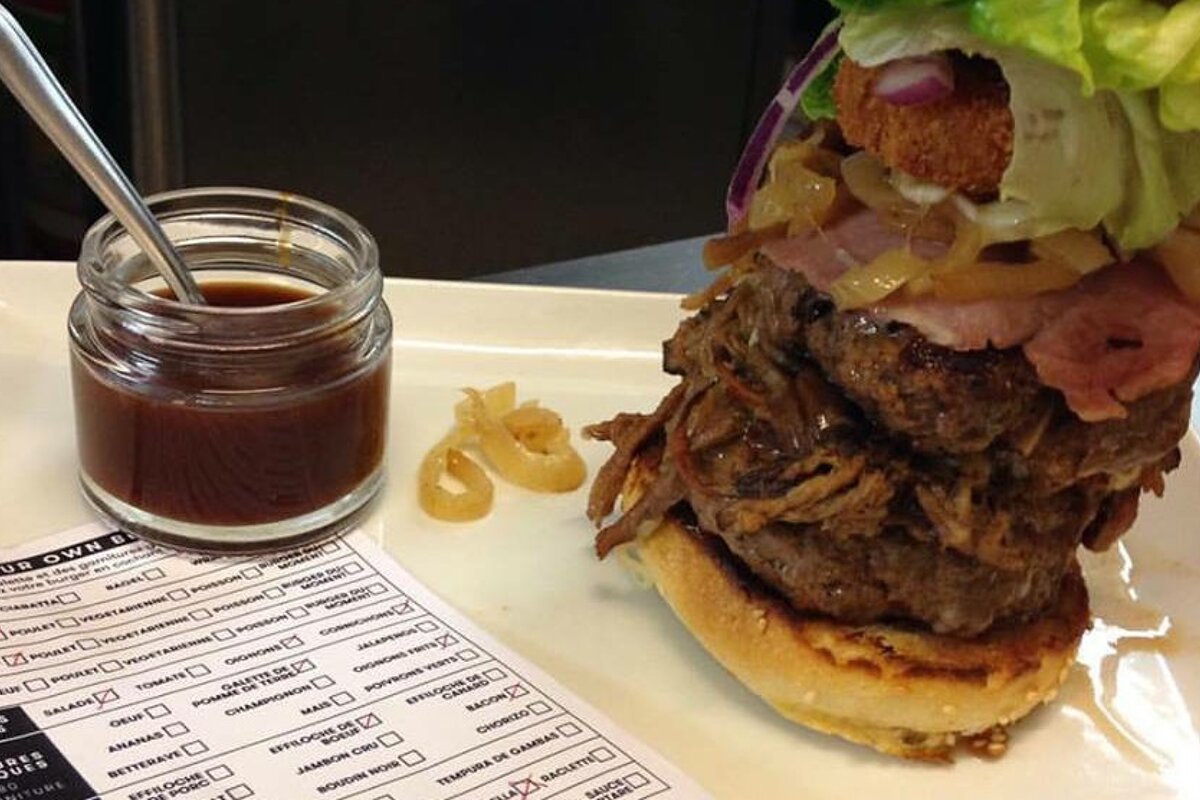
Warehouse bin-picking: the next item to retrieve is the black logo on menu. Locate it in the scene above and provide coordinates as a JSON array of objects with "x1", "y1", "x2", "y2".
[
  {"x1": 0, "y1": 706, "x2": 97, "y2": 799},
  {"x1": 0, "y1": 532, "x2": 133, "y2": 576}
]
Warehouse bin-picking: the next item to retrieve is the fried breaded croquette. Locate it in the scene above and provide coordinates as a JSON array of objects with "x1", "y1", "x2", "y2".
[{"x1": 834, "y1": 54, "x2": 1013, "y2": 197}]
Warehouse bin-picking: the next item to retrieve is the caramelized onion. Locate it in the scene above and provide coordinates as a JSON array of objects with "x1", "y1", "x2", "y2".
[
  {"x1": 1031, "y1": 229, "x2": 1114, "y2": 275},
  {"x1": 418, "y1": 445, "x2": 494, "y2": 522},
  {"x1": 931, "y1": 215, "x2": 988, "y2": 274},
  {"x1": 418, "y1": 382, "x2": 587, "y2": 522},
  {"x1": 931, "y1": 260, "x2": 1080, "y2": 301},
  {"x1": 829, "y1": 248, "x2": 933, "y2": 308},
  {"x1": 702, "y1": 223, "x2": 787, "y2": 269},
  {"x1": 1153, "y1": 226, "x2": 1200, "y2": 301},
  {"x1": 951, "y1": 195, "x2": 1037, "y2": 243},
  {"x1": 467, "y1": 390, "x2": 587, "y2": 493},
  {"x1": 454, "y1": 381, "x2": 516, "y2": 434},
  {"x1": 840, "y1": 151, "x2": 916, "y2": 219},
  {"x1": 747, "y1": 144, "x2": 839, "y2": 232}
]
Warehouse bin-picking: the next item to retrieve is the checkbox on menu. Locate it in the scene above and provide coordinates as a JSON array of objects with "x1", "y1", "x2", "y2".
[
  {"x1": 483, "y1": 668, "x2": 505, "y2": 681},
  {"x1": 0, "y1": 630, "x2": 7, "y2": 642},
  {"x1": 589, "y1": 747, "x2": 615, "y2": 762},
  {"x1": 310, "y1": 675, "x2": 335, "y2": 690},
  {"x1": 527, "y1": 701, "x2": 552, "y2": 715},
  {"x1": 213, "y1": 628, "x2": 235, "y2": 641},
  {"x1": 189, "y1": 609, "x2": 213, "y2": 621},
  {"x1": 181, "y1": 740, "x2": 209, "y2": 756},
  {"x1": 321, "y1": 542, "x2": 340, "y2": 554},
  {"x1": 56, "y1": 616, "x2": 80, "y2": 628},
  {"x1": 263, "y1": 587, "x2": 285, "y2": 599},
  {"x1": 287, "y1": 607, "x2": 309, "y2": 619},
  {"x1": 76, "y1": 638, "x2": 100, "y2": 651},
  {"x1": 56, "y1": 592, "x2": 81, "y2": 604},
  {"x1": 504, "y1": 684, "x2": 529, "y2": 700},
  {"x1": 240, "y1": 567, "x2": 262, "y2": 579},
  {"x1": 227, "y1": 785, "x2": 254, "y2": 800},
  {"x1": 205, "y1": 765, "x2": 233, "y2": 781},
  {"x1": 145, "y1": 704, "x2": 171, "y2": 719},
  {"x1": 330, "y1": 692, "x2": 354, "y2": 706},
  {"x1": 392, "y1": 599, "x2": 413, "y2": 615},
  {"x1": 2, "y1": 652, "x2": 28, "y2": 667},
  {"x1": 281, "y1": 635, "x2": 303, "y2": 649},
  {"x1": 343, "y1": 562, "x2": 364, "y2": 575},
  {"x1": 366, "y1": 582, "x2": 387, "y2": 596},
  {"x1": 186, "y1": 664, "x2": 211, "y2": 678},
  {"x1": 623, "y1": 772, "x2": 649, "y2": 789},
  {"x1": 93, "y1": 686, "x2": 119, "y2": 705},
  {"x1": 416, "y1": 620, "x2": 437, "y2": 633},
  {"x1": 399, "y1": 750, "x2": 424, "y2": 767},
  {"x1": 99, "y1": 660, "x2": 124, "y2": 673},
  {"x1": 376, "y1": 731, "x2": 403, "y2": 748},
  {"x1": 557, "y1": 722, "x2": 582, "y2": 737},
  {"x1": 163, "y1": 722, "x2": 190, "y2": 737},
  {"x1": 23, "y1": 678, "x2": 48, "y2": 692},
  {"x1": 291, "y1": 658, "x2": 315, "y2": 674},
  {"x1": 355, "y1": 713, "x2": 381, "y2": 729},
  {"x1": 455, "y1": 648, "x2": 479, "y2": 662},
  {"x1": 435, "y1": 633, "x2": 457, "y2": 648},
  {"x1": 167, "y1": 589, "x2": 189, "y2": 601},
  {"x1": 142, "y1": 567, "x2": 166, "y2": 580},
  {"x1": 510, "y1": 777, "x2": 538, "y2": 796}
]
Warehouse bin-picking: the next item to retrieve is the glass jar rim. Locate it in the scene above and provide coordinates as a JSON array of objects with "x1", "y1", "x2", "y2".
[{"x1": 77, "y1": 186, "x2": 380, "y2": 318}]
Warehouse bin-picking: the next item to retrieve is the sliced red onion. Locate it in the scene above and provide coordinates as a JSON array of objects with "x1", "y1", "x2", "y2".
[
  {"x1": 725, "y1": 20, "x2": 842, "y2": 229},
  {"x1": 872, "y1": 54, "x2": 955, "y2": 106}
]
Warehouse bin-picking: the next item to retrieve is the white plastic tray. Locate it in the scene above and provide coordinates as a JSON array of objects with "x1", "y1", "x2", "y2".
[{"x1": 0, "y1": 262, "x2": 1196, "y2": 798}]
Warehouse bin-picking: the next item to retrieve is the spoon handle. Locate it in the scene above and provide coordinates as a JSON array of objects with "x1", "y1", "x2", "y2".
[{"x1": 0, "y1": 5, "x2": 205, "y2": 304}]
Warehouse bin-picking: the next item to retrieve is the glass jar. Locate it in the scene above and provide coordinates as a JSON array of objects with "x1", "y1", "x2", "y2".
[{"x1": 68, "y1": 187, "x2": 392, "y2": 552}]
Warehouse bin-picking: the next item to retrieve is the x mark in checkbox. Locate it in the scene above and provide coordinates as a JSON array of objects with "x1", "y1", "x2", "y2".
[{"x1": 356, "y1": 713, "x2": 382, "y2": 729}]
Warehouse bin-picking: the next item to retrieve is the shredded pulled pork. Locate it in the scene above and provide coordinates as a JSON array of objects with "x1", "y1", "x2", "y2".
[{"x1": 586, "y1": 261, "x2": 1192, "y2": 636}]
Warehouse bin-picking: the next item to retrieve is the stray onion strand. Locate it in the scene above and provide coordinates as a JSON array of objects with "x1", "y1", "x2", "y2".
[
  {"x1": 418, "y1": 443, "x2": 494, "y2": 522},
  {"x1": 417, "y1": 382, "x2": 588, "y2": 522}
]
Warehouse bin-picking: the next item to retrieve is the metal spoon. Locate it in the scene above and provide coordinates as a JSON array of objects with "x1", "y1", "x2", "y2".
[{"x1": 0, "y1": 4, "x2": 205, "y2": 304}]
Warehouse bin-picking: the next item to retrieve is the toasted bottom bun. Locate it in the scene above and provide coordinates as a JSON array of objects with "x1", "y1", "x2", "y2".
[{"x1": 631, "y1": 511, "x2": 1089, "y2": 760}]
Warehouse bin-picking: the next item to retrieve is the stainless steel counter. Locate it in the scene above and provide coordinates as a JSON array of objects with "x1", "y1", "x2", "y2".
[{"x1": 476, "y1": 235, "x2": 713, "y2": 294}]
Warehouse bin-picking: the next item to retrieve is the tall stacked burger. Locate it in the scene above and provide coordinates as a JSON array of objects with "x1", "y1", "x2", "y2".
[{"x1": 586, "y1": 1, "x2": 1200, "y2": 760}]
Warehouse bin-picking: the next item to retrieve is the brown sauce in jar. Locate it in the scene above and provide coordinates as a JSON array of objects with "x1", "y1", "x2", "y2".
[{"x1": 71, "y1": 282, "x2": 390, "y2": 526}]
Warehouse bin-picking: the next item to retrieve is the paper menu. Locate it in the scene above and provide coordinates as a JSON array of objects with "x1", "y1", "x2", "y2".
[{"x1": 0, "y1": 523, "x2": 710, "y2": 800}]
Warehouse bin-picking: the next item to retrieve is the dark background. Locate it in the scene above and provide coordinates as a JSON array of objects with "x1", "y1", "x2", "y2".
[{"x1": 0, "y1": 0, "x2": 834, "y2": 278}]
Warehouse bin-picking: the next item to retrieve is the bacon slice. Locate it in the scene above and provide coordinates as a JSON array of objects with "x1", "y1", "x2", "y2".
[
  {"x1": 1022, "y1": 264, "x2": 1200, "y2": 421},
  {"x1": 759, "y1": 218, "x2": 1200, "y2": 421},
  {"x1": 759, "y1": 210, "x2": 946, "y2": 293},
  {"x1": 882, "y1": 294, "x2": 1052, "y2": 350}
]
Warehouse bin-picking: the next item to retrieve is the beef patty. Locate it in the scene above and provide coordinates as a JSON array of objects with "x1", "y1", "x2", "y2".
[{"x1": 588, "y1": 260, "x2": 1190, "y2": 636}]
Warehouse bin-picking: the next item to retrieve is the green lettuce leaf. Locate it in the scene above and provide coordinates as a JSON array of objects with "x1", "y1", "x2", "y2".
[
  {"x1": 840, "y1": 7, "x2": 1200, "y2": 249},
  {"x1": 833, "y1": 0, "x2": 1200, "y2": 133},
  {"x1": 800, "y1": 52, "x2": 843, "y2": 121},
  {"x1": 968, "y1": 1, "x2": 1091, "y2": 82},
  {"x1": 1081, "y1": 0, "x2": 1200, "y2": 131}
]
